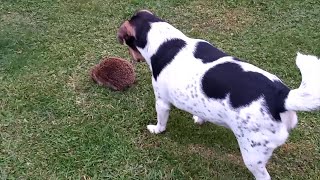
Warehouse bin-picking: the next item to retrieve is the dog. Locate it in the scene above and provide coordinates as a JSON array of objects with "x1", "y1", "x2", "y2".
[{"x1": 117, "y1": 10, "x2": 320, "y2": 180}]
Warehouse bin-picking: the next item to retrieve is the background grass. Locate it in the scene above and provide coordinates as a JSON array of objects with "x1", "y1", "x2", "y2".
[{"x1": 1, "y1": 0, "x2": 319, "y2": 179}]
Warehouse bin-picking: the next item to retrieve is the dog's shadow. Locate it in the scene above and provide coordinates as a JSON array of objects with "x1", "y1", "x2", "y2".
[
  {"x1": 139, "y1": 107, "x2": 252, "y2": 179},
  {"x1": 165, "y1": 108, "x2": 239, "y2": 151}
]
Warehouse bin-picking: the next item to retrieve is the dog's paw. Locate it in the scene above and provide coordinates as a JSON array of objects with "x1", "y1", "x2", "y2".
[
  {"x1": 147, "y1": 124, "x2": 166, "y2": 134},
  {"x1": 193, "y1": 115, "x2": 205, "y2": 125}
]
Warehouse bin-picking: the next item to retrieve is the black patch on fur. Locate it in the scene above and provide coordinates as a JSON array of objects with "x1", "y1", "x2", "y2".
[
  {"x1": 128, "y1": 11, "x2": 164, "y2": 48},
  {"x1": 151, "y1": 39, "x2": 186, "y2": 80},
  {"x1": 251, "y1": 141, "x2": 262, "y2": 147},
  {"x1": 260, "y1": 108, "x2": 265, "y2": 116},
  {"x1": 263, "y1": 140, "x2": 269, "y2": 147},
  {"x1": 194, "y1": 41, "x2": 228, "y2": 63},
  {"x1": 242, "y1": 119, "x2": 249, "y2": 124},
  {"x1": 201, "y1": 62, "x2": 290, "y2": 121},
  {"x1": 252, "y1": 127, "x2": 260, "y2": 132},
  {"x1": 123, "y1": 36, "x2": 139, "y2": 53}
]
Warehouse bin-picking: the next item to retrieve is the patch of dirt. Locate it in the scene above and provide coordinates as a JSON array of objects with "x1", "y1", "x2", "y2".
[
  {"x1": 134, "y1": 132, "x2": 163, "y2": 150},
  {"x1": 187, "y1": 143, "x2": 216, "y2": 159},
  {"x1": 134, "y1": 133, "x2": 244, "y2": 167},
  {"x1": 279, "y1": 141, "x2": 316, "y2": 155},
  {"x1": 1, "y1": 12, "x2": 34, "y2": 26},
  {"x1": 220, "y1": 8, "x2": 254, "y2": 31},
  {"x1": 185, "y1": 1, "x2": 255, "y2": 33},
  {"x1": 186, "y1": 143, "x2": 243, "y2": 166},
  {"x1": 268, "y1": 141, "x2": 318, "y2": 175}
]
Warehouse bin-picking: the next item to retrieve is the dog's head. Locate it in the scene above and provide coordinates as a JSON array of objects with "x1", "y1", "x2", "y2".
[{"x1": 117, "y1": 10, "x2": 163, "y2": 63}]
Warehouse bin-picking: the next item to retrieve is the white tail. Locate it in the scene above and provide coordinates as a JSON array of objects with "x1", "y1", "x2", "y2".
[{"x1": 285, "y1": 52, "x2": 320, "y2": 111}]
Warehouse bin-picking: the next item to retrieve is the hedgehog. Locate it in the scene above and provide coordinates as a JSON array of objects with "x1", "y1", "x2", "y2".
[{"x1": 90, "y1": 57, "x2": 136, "y2": 91}]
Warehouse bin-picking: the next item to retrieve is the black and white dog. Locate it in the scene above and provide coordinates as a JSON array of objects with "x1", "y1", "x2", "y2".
[{"x1": 117, "y1": 10, "x2": 320, "y2": 180}]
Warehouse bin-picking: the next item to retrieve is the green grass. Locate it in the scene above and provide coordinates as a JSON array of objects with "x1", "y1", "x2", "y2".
[{"x1": 1, "y1": 0, "x2": 319, "y2": 179}]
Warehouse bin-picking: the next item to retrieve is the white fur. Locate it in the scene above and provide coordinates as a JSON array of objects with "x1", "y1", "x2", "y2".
[
  {"x1": 134, "y1": 21, "x2": 320, "y2": 180},
  {"x1": 285, "y1": 52, "x2": 320, "y2": 111}
]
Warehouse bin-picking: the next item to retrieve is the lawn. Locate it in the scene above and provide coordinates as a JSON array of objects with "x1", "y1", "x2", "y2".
[{"x1": 1, "y1": 0, "x2": 319, "y2": 179}]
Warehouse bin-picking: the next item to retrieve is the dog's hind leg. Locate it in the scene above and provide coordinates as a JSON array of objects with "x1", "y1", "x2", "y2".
[
  {"x1": 236, "y1": 134, "x2": 274, "y2": 180},
  {"x1": 147, "y1": 99, "x2": 171, "y2": 134},
  {"x1": 235, "y1": 124, "x2": 289, "y2": 180}
]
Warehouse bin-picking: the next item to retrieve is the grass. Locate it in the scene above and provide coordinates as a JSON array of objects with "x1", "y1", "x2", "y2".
[{"x1": 1, "y1": 0, "x2": 319, "y2": 179}]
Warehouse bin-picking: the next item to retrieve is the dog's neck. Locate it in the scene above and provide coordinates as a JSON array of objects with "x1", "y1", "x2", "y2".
[{"x1": 137, "y1": 22, "x2": 189, "y2": 67}]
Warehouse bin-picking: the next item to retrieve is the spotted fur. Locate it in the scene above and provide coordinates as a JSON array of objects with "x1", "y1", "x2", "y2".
[{"x1": 118, "y1": 10, "x2": 320, "y2": 180}]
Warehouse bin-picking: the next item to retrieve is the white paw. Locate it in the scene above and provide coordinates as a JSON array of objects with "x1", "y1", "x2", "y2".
[
  {"x1": 193, "y1": 115, "x2": 205, "y2": 125},
  {"x1": 147, "y1": 124, "x2": 166, "y2": 134}
]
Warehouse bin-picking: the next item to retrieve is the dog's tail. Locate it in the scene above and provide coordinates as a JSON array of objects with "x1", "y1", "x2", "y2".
[{"x1": 285, "y1": 52, "x2": 320, "y2": 111}]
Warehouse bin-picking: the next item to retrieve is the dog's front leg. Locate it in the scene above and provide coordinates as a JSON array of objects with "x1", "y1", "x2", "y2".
[{"x1": 147, "y1": 99, "x2": 171, "y2": 134}]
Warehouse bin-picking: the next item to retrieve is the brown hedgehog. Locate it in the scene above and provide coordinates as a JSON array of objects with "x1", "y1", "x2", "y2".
[{"x1": 90, "y1": 57, "x2": 136, "y2": 91}]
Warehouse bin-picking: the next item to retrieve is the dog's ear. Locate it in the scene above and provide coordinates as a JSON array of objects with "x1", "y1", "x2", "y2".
[{"x1": 117, "y1": 21, "x2": 135, "y2": 45}]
